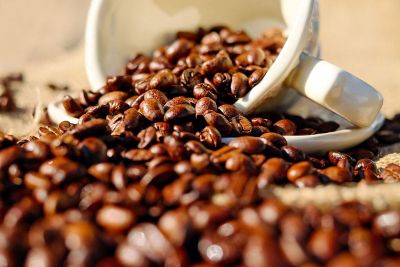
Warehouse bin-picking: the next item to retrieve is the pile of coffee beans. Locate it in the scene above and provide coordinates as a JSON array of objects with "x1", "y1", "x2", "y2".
[{"x1": 1, "y1": 26, "x2": 400, "y2": 266}]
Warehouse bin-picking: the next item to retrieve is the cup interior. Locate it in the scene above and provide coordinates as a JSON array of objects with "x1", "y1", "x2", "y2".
[{"x1": 92, "y1": 0, "x2": 309, "y2": 79}]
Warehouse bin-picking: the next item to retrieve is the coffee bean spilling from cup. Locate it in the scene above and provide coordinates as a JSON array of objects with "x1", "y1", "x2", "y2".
[{"x1": 0, "y1": 26, "x2": 400, "y2": 266}]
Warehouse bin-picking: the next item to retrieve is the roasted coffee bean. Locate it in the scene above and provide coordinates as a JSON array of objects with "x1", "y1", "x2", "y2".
[
  {"x1": 98, "y1": 91, "x2": 128, "y2": 105},
  {"x1": 231, "y1": 115, "x2": 253, "y2": 135},
  {"x1": 166, "y1": 38, "x2": 194, "y2": 63},
  {"x1": 139, "y1": 98, "x2": 164, "y2": 122},
  {"x1": 348, "y1": 227, "x2": 385, "y2": 265},
  {"x1": 321, "y1": 166, "x2": 352, "y2": 183},
  {"x1": 125, "y1": 94, "x2": 144, "y2": 109},
  {"x1": 373, "y1": 210, "x2": 400, "y2": 238},
  {"x1": 230, "y1": 72, "x2": 249, "y2": 98},
  {"x1": 164, "y1": 136, "x2": 187, "y2": 161},
  {"x1": 39, "y1": 157, "x2": 84, "y2": 185},
  {"x1": 260, "y1": 132, "x2": 287, "y2": 148},
  {"x1": 137, "y1": 126, "x2": 157, "y2": 149},
  {"x1": 105, "y1": 75, "x2": 133, "y2": 92},
  {"x1": 272, "y1": 119, "x2": 297, "y2": 135},
  {"x1": 123, "y1": 107, "x2": 142, "y2": 130},
  {"x1": 235, "y1": 47, "x2": 266, "y2": 67},
  {"x1": 229, "y1": 136, "x2": 265, "y2": 154},
  {"x1": 0, "y1": 146, "x2": 23, "y2": 170},
  {"x1": 180, "y1": 68, "x2": 203, "y2": 89},
  {"x1": 281, "y1": 145, "x2": 306, "y2": 162},
  {"x1": 71, "y1": 119, "x2": 110, "y2": 139},
  {"x1": 96, "y1": 205, "x2": 135, "y2": 232},
  {"x1": 317, "y1": 121, "x2": 340, "y2": 133},
  {"x1": 199, "y1": 126, "x2": 222, "y2": 148},
  {"x1": 88, "y1": 162, "x2": 114, "y2": 182},
  {"x1": 308, "y1": 228, "x2": 339, "y2": 262},
  {"x1": 123, "y1": 149, "x2": 153, "y2": 162},
  {"x1": 332, "y1": 202, "x2": 372, "y2": 227},
  {"x1": 258, "y1": 158, "x2": 290, "y2": 187},
  {"x1": 287, "y1": 161, "x2": 314, "y2": 182},
  {"x1": 212, "y1": 72, "x2": 231, "y2": 90},
  {"x1": 195, "y1": 97, "x2": 218, "y2": 115},
  {"x1": 143, "y1": 89, "x2": 168, "y2": 106},
  {"x1": 165, "y1": 96, "x2": 196, "y2": 110},
  {"x1": 141, "y1": 163, "x2": 176, "y2": 188},
  {"x1": 164, "y1": 104, "x2": 195, "y2": 122},
  {"x1": 78, "y1": 137, "x2": 107, "y2": 164},
  {"x1": 193, "y1": 83, "x2": 218, "y2": 101},
  {"x1": 149, "y1": 69, "x2": 177, "y2": 89},
  {"x1": 294, "y1": 175, "x2": 321, "y2": 188},
  {"x1": 125, "y1": 54, "x2": 151, "y2": 74},
  {"x1": 218, "y1": 104, "x2": 240, "y2": 119},
  {"x1": 201, "y1": 50, "x2": 233, "y2": 75},
  {"x1": 203, "y1": 111, "x2": 233, "y2": 135},
  {"x1": 62, "y1": 95, "x2": 84, "y2": 117},
  {"x1": 159, "y1": 208, "x2": 191, "y2": 247},
  {"x1": 248, "y1": 68, "x2": 266, "y2": 87}
]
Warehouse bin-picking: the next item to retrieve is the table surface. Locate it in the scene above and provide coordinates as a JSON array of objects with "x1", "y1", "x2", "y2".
[{"x1": 0, "y1": 0, "x2": 399, "y2": 135}]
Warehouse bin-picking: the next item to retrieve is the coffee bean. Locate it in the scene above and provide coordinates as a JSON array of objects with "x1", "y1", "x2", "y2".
[
  {"x1": 212, "y1": 73, "x2": 231, "y2": 90},
  {"x1": 123, "y1": 149, "x2": 153, "y2": 162},
  {"x1": 180, "y1": 68, "x2": 203, "y2": 89},
  {"x1": 149, "y1": 69, "x2": 177, "y2": 89},
  {"x1": 137, "y1": 126, "x2": 157, "y2": 149},
  {"x1": 260, "y1": 132, "x2": 287, "y2": 148},
  {"x1": 287, "y1": 161, "x2": 313, "y2": 182},
  {"x1": 373, "y1": 211, "x2": 400, "y2": 238},
  {"x1": 201, "y1": 50, "x2": 233, "y2": 75},
  {"x1": 199, "y1": 126, "x2": 222, "y2": 148},
  {"x1": 98, "y1": 91, "x2": 128, "y2": 105},
  {"x1": 123, "y1": 107, "x2": 142, "y2": 130},
  {"x1": 229, "y1": 136, "x2": 265, "y2": 154},
  {"x1": 88, "y1": 163, "x2": 114, "y2": 182},
  {"x1": 230, "y1": 72, "x2": 249, "y2": 98},
  {"x1": 272, "y1": 119, "x2": 297, "y2": 135},
  {"x1": 195, "y1": 97, "x2": 218, "y2": 115},
  {"x1": 165, "y1": 38, "x2": 194, "y2": 63},
  {"x1": 294, "y1": 175, "x2": 321, "y2": 188},
  {"x1": 203, "y1": 111, "x2": 233, "y2": 135},
  {"x1": 281, "y1": 145, "x2": 306, "y2": 162},
  {"x1": 24, "y1": 172, "x2": 51, "y2": 190},
  {"x1": 164, "y1": 104, "x2": 195, "y2": 122},
  {"x1": 126, "y1": 94, "x2": 144, "y2": 109},
  {"x1": 308, "y1": 228, "x2": 339, "y2": 262},
  {"x1": 39, "y1": 157, "x2": 84, "y2": 185},
  {"x1": 96, "y1": 205, "x2": 135, "y2": 232},
  {"x1": 139, "y1": 98, "x2": 164, "y2": 122},
  {"x1": 235, "y1": 47, "x2": 266, "y2": 67},
  {"x1": 164, "y1": 136, "x2": 187, "y2": 161},
  {"x1": 257, "y1": 158, "x2": 290, "y2": 188},
  {"x1": 63, "y1": 95, "x2": 84, "y2": 117},
  {"x1": 71, "y1": 119, "x2": 110, "y2": 139},
  {"x1": 78, "y1": 137, "x2": 107, "y2": 164},
  {"x1": 231, "y1": 115, "x2": 253, "y2": 135},
  {"x1": 321, "y1": 166, "x2": 352, "y2": 183},
  {"x1": 193, "y1": 83, "x2": 218, "y2": 101},
  {"x1": 248, "y1": 68, "x2": 266, "y2": 87}
]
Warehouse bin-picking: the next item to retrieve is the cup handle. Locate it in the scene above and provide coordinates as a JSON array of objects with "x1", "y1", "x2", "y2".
[{"x1": 284, "y1": 53, "x2": 383, "y2": 127}]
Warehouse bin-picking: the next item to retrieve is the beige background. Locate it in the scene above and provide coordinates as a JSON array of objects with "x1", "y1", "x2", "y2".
[{"x1": 0, "y1": 0, "x2": 400, "y2": 134}]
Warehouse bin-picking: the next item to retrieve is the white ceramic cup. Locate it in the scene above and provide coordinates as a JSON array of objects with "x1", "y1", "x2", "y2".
[{"x1": 84, "y1": 0, "x2": 382, "y2": 128}]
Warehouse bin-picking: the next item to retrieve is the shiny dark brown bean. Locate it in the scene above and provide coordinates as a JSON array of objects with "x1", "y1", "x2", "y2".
[
  {"x1": 248, "y1": 68, "x2": 266, "y2": 87},
  {"x1": 123, "y1": 107, "x2": 142, "y2": 130},
  {"x1": 193, "y1": 83, "x2": 218, "y2": 101},
  {"x1": 231, "y1": 115, "x2": 253, "y2": 135},
  {"x1": 78, "y1": 137, "x2": 107, "y2": 164},
  {"x1": 137, "y1": 126, "x2": 157, "y2": 149},
  {"x1": 164, "y1": 136, "x2": 187, "y2": 161},
  {"x1": 123, "y1": 149, "x2": 153, "y2": 162},
  {"x1": 257, "y1": 158, "x2": 290, "y2": 187},
  {"x1": 203, "y1": 111, "x2": 233, "y2": 135},
  {"x1": 218, "y1": 104, "x2": 240, "y2": 119},
  {"x1": 273, "y1": 119, "x2": 297, "y2": 135},
  {"x1": 230, "y1": 72, "x2": 249, "y2": 98},
  {"x1": 62, "y1": 95, "x2": 84, "y2": 117},
  {"x1": 71, "y1": 119, "x2": 110, "y2": 139},
  {"x1": 201, "y1": 50, "x2": 233, "y2": 75},
  {"x1": 199, "y1": 126, "x2": 222, "y2": 148},
  {"x1": 39, "y1": 157, "x2": 84, "y2": 185},
  {"x1": 287, "y1": 161, "x2": 313, "y2": 182},
  {"x1": 139, "y1": 98, "x2": 164, "y2": 122},
  {"x1": 281, "y1": 145, "x2": 306, "y2": 162},
  {"x1": 235, "y1": 47, "x2": 266, "y2": 67},
  {"x1": 149, "y1": 69, "x2": 177, "y2": 89},
  {"x1": 195, "y1": 97, "x2": 218, "y2": 115},
  {"x1": 229, "y1": 136, "x2": 265, "y2": 154},
  {"x1": 321, "y1": 166, "x2": 352, "y2": 183},
  {"x1": 260, "y1": 132, "x2": 287, "y2": 148},
  {"x1": 164, "y1": 104, "x2": 195, "y2": 122},
  {"x1": 212, "y1": 72, "x2": 231, "y2": 90},
  {"x1": 180, "y1": 68, "x2": 203, "y2": 89},
  {"x1": 294, "y1": 175, "x2": 321, "y2": 188},
  {"x1": 88, "y1": 162, "x2": 114, "y2": 182},
  {"x1": 98, "y1": 91, "x2": 128, "y2": 105},
  {"x1": 165, "y1": 38, "x2": 194, "y2": 63},
  {"x1": 158, "y1": 208, "x2": 190, "y2": 247}
]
